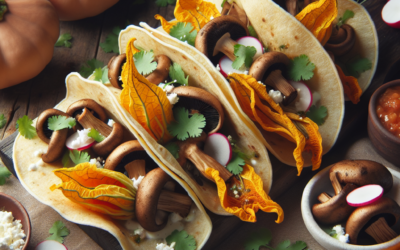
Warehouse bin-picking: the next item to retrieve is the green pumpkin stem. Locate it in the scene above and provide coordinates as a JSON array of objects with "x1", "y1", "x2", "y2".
[{"x1": 0, "y1": 0, "x2": 7, "y2": 22}]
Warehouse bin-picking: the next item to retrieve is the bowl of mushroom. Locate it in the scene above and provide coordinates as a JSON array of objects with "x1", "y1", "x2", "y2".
[{"x1": 301, "y1": 160, "x2": 400, "y2": 249}]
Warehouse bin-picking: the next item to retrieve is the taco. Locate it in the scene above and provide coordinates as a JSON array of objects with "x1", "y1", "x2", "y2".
[
  {"x1": 12, "y1": 75, "x2": 213, "y2": 249},
  {"x1": 140, "y1": 0, "x2": 346, "y2": 174}
]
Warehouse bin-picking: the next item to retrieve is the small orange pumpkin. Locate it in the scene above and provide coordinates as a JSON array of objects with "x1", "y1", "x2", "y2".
[
  {"x1": 0, "y1": 0, "x2": 59, "y2": 89},
  {"x1": 49, "y1": 0, "x2": 119, "y2": 21}
]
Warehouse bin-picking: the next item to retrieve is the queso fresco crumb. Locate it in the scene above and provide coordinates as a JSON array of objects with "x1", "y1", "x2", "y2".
[{"x1": 0, "y1": 211, "x2": 26, "y2": 250}]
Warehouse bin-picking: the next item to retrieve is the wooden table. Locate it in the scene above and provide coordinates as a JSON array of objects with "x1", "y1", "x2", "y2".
[{"x1": 0, "y1": 0, "x2": 398, "y2": 249}]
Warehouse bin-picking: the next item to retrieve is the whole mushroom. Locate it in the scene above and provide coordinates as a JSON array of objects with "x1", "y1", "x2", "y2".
[
  {"x1": 66, "y1": 99, "x2": 108, "y2": 123},
  {"x1": 324, "y1": 24, "x2": 356, "y2": 57},
  {"x1": 221, "y1": 1, "x2": 248, "y2": 26}
]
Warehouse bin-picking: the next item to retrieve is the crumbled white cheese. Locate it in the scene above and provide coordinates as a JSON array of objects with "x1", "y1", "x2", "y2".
[
  {"x1": 312, "y1": 91, "x2": 321, "y2": 106},
  {"x1": 167, "y1": 93, "x2": 179, "y2": 105},
  {"x1": 170, "y1": 213, "x2": 183, "y2": 224},
  {"x1": 107, "y1": 119, "x2": 115, "y2": 127},
  {"x1": 338, "y1": 234, "x2": 349, "y2": 243},
  {"x1": 90, "y1": 158, "x2": 103, "y2": 168},
  {"x1": 244, "y1": 70, "x2": 249, "y2": 75},
  {"x1": 0, "y1": 211, "x2": 26, "y2": 250},
  {"x1": 216, "y1": 64, "x2": 221, "y2": 72},
  {"x1": 33, "y1": 149, "x2": 45, "y2": 157},
  {"x1": 118, "y1": 76, "x2": 122, "y2": 81},
  {"x1": 158, "y1": 84, "x2": 175, "y2": 93},
  {"x1": 156, "y1": 242, "x2": 176, "y2": 250},
  {"x1": 70, "y1": 128, "x2": 94, "y2": 149},
  {"x1": 134, "y1": 228, "x2": 146, "y2": 239},
  {"x1": 36, "y1": 159, "x2": 44, "y2": 167},
  {"x1": 132, "y1": 176, "x2": 145, "y2": 190},
  {"x1": 268, "y1": 89, "x2": 283, "y2": 104},
  {"x1": 332, "y1": 224, "x2": 349, "y2": 243},
  {"x1": 28, "y1": 164, "x2": 38, "y2": 172},
  {"x1": 210, "y1": 16, "x2": 214, "y2": 20},
  {"x1": 333, "y1": 225, "x2": 344, "y2": 235}
]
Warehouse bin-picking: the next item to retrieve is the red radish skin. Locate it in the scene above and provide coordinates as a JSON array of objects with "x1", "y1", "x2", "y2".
[
  {"x1": 35, "y1": 240, "x2": 68, "y2": 250},
  {"x1": 203, "y1": 133, "x2": 232, "y2": 166},
  {"x1": 65, "y1": 131, "x2": 95, "y2": 151},
  {"x1": 382, "y1": 0, "x2": 400, "y2": 29},
  {"x1": 290, "y1": 81, "x2": 313, "y2": 112},
  {"x1": 346, "y1": 184, "x2": 384, "y2": 207}
]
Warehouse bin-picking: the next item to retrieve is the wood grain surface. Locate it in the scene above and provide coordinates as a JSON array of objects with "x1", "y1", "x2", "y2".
[{"x1": 0, "y1": 0, "x2": 398, "y2": 249}]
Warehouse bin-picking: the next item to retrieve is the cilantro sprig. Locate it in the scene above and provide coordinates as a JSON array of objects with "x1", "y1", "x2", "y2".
[
  {"x1": 0, "y1": 114, "x2": 6, "y2": 129},
  {"x1": 337, "y1": 10, "x2": 354, "y2": 27},
  {"x1": 169, "y1": 62, "x2": 189, "y2": 86},
  {"x1": 226, "y1": 153, "x2": 245, "y2": 175},
  {"x1": 232, "y1": 44, "x2": 257, "y2": 70},
  {"x1": 248, "y1": 25, "x2": 258, "y2": 39},
  {"x1": 47, "y1": 221, "x2": 70, "y2": 243},
  {"x1": 306, "y1": 105, "x2": 327, "y2": 126},
  {"x1": 244, "y1": 228, "x2": 309, "y2": 250},
  {"x1": 166, "y1": 230, "x2": 196, "y2": 250},
  {"x1": 93, "y1": 66, "x2": 110, "y2": 84},
  {"x1": 155, "y1": 0, "x2": 176, "y2": 7},
  {"x1": 100, "y1": 26, "x2": 123, "y2": 53},
  {"x1": 165, "y1": 142, "x2": 179, "y2": 159},
  {"x1": 169, "y1": 22, "x2": 197, "y2": 46},
  {"x1": 48, "y1": 116, "x2": 76, "y2": 131},
  {"x1": 0, "y1": 166, "x2": 12, "y2": 185},
  {"x1": 134, "y1": 50, "x2": 158, "y2": 75},
  {"x1": 79, "y1": 59, "x2": 104, "y2": 78},
  {"x1": 88, "y1": 128, "x2": 105, "y2": 142},
  {"x1": 69, "y1": 150, "x2": 91, "y2": 165},
  {"x1": 17, "y1": 115, "x2": 37, "y2": 139},
  {"x1": 55, "y1": 33, "x2": 72, "y2": 48},
  {"x1": 287, "y1": 55, "x2": 315, "y2": 82},
  {"x1": 168, "y1": 107, "x2": 206, "y2": 141},
  {"x1": 338, "y1": 57, "x2": 372, "y2": 78}
]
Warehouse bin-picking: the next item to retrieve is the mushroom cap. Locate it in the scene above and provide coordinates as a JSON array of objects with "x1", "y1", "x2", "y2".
[
  {"x1": 104, "y1": 140, "x2": 146, "y2": 171},
  {"x1": 325, "y1": 24, "x2": 355, "y2": 57},
  {"x1": 66, "y1": 99, "x2": 108, "y2": 123},
  {"x1": 36, "y1": 109, "x2": 69, "y2": 144},
  {"x1": 108, "y1": 53, "x2": 126, "y2": 89},
  {"x1": 195, "y1": 15, "x2": 249, "y2": 64},
  {"x1": 329, "y1": 160, "x2": 393, "y2": 195},
  {"x1": 171, "y1": 86, "x2": 224, "y2": 134},
  {"x1": 91, "y1": 122, "x2": 124, "y2": 157},
  {"x1": 312, "y1": 183, "x2": 357, "y2": 224},
  {"x1": 346, "y1": 197, "x2": 400, "y2": 244},
  {"x1": 249, "y1": 51, "x2": 291, "y2": 82},
  {"x1": 135, "y1": 168, "x2": 173, "y2": 232}
]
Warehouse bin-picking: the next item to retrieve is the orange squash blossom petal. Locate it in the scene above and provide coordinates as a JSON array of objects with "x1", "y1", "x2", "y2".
[{"x1": 335, "y1": 64, "x2": 362, "y2": 104}]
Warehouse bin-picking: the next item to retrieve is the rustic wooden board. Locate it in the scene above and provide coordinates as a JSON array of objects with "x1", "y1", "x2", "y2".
[{"x1": 0, "y1": 0, "x2": 398, "y2": 249}]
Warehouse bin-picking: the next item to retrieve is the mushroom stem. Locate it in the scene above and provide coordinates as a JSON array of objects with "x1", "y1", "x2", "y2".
[
  {"x1": 286, "y1": 0, "x2": 298, "y2": 16},
  {"x1": 157, "y1": 190, "x2": 192, "y2": 218},
  {"x1": 42, "y1": 129, "x2": 69, "y2": 163},
  {"x1": 77, "y1": 108, "x2": 112, "y2": 137},
  {"x1": 318, "y1": 192, "x2": 332, "y2": 203},
  {"x1": 264, "y1": 70, "x2": 297, "y2": 105},
  {"x1": 125, "y1": 160, "x2": 146, "y2": 179},
  {"x1": 213, "y1": 32, "x2": 237, "y2": 61},
  {"x1": 330, "y1": 171, "x2": 343, "y2": 195},
  {"x1": 365, "y1": 217, "x2": 398, "y2": 243}
]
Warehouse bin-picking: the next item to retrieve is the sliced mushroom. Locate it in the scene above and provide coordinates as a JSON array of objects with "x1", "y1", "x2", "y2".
[
  {"x1": 66, "y1": 99, "x2": 108, "y2": 122},
  {"x1": 249, "y1": 52, "x2": 297, "y2": 105},
  {"x1": 76, "y1": 108, "x2": 123, "y2": 157},
  {"x1": 108, "y1": 53, "x2": 171, "y2": 88},
  {"x1": 136, "y1": 168, "x2": 193, "y2": 232},
  {"x1": 36, "y1": 109, "x2": 70, "y2": 163},
  {"x1": 195, "y1": 15, "x2": 249, "y2": 64},
  {"x1": 346, "y1": 197, "x2": 400, "y2": 244},
  {"x1": 221, "y1": 2, "x2": 248, "y2": 26},
  {"x1": 325, "y1": 24, "x2": 355, "y2": 57}
]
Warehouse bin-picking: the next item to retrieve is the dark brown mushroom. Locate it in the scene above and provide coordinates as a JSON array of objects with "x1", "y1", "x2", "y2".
[
  {"x1": 221, "y1": 2, "x2": 248, "y2": 26},
  {"x1": 136, "y1": 168, "x2": 193, "y2": 232},
  {"x1": 66, "y1": 99, "x2": 108, "y2": 123},
  {"x1": 324, "y1": 24, "x2": 355, "y2": 57},
  {"x1": 286, "y1": 0, "x2": 298, "y2": 16},
  {"x1": 346, "y1": 197, "x2": 400, "y2": 244},
  {"x1": 76, "y1": 108, "x2": 124, "y2": 157},
  {"x1": 108, "y1": 53, "x2": 171, "y2": 89},
  {"x1": 195, "y1": 15, "x2": 249, "y2": 64},
  {"x1": 36, "y1": 109, "x2": 70, "y2": 163},
  {"x1": 249, "y1": 52, "x2": 297, "y2": 105}
]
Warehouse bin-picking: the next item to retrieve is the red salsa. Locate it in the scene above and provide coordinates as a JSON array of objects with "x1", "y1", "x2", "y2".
[{"x1": 376, "y1": 86, "x2": 400, "y2": 138}]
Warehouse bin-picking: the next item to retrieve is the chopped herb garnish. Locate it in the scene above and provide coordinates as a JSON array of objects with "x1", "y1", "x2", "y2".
[
  {"x1": 0, "y1": 166, "x2": 12, "y2": 186},
  {"x1": 226, "y1": 153, "x2": 245, "y2": 175},
  {"x1": 306, "y1": 105, "x2": 327, "y2": 126},
  {"x1": 168, "y1": 107, "x2": 206, "y2": 141},
  {"x1": 155, "y1": 0, "x2": 176, "y2": 7},
  {"x1": 80, "y1": 59, "x2": 104, "y2": 78},
  {"x1": 165, "y1": 142, "x2": 179, "y2": 158},
  {"x1": 232, "y1": 44, "x2": 256, "y2": 70},
  {"x1": 244, "y1": 228, "x2": 308, "y2": 250},
  {"x1": 337, "y1": 10, "x2": 354, "y2": 27},
  {"x1": 169, "y1": 22, "x2": 198, "y2": 46},
  {"x1": 169, "y1": 62, "x2": 189, "y2": 86},
  {"x1": 287, "y1": 54, "x2": 315, "y2": 81},
  {"x1": 93, "y1": 66, "x2": 110, "y2": 84},
  {"x1": 48, "y1": 116, "x2": 76, "y2": 131},
  {"x1": 88, "y1": 128, "x2": 105, "y2": 142},
  {"x1": 100, "y1": 26, "x2": 122, "y2": 53},
  {"x1": 248, "y1": 25, "x2": 258, "y2": 39},
  {"x1": 55, "y1": 33, "x2": 72, "y2": 48},
  {"x1": 17, "y1": 115, "x2": 37, "y2": 139},
  {"x1": 0, "y1": 114, "x2": 6, "y2": 129},
  {"x1": 69, "y1": 150, "x2": 90, "y2": 165},
  {"x1": 166, "y1": 230, "x2": 196, "y2": 250},
  {"x1": 134, "y1": 50, "x2": 158, "y2": 75},
  {"x1": 338, "y1": 57, "x2": 372, "y2": 78},
  {"x1": 47, "y1": 221, "x2": 70, "y2": 243},
  {"x1": 279, "y1": 44, "x2": 287, "y2": 50}
]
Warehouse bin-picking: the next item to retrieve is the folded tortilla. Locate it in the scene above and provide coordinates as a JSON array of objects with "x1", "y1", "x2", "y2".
[{"x1": 13, "y1": 73, "x2": 212, "y2": 250}]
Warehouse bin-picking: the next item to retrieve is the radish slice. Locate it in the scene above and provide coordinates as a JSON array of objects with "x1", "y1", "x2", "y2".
[
  {"x1": 203, "y1": 133, "x2": 232, "y2": 166},
  {"x1": 290, "y1": 80, "x2": 313, "y2": 112},
  {"x1": 66, "y1": 130, "x2": 95, "y2": 151},
  {"x1": 346, "y1": 184, "x2": 384, "y2": 207},
  {"x1": 382, "y1": 0, "x2": 400, "y2": 29},
  {"x1": 219, "y1": 56, "x2": 247, "y2": 77},
  {"x1": 35, "y1": 240, "x2": 68, "y2": 250}
]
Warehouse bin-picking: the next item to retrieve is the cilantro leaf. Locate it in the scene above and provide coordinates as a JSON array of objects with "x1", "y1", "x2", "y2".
[
  {"x1": 47, "y1": 221, "x2": 70, "y2": 243},
  {"x1": 80, "y1": 59, "x2": 104, "y2": 78},
  {"x1": 232, "y1": 44, "x2": 256, "y2": 70},
  {"x1": 88, "y1": 128, "x2": 105, "y2": 142},
  {"x1": 306, "y1": 105, "x2": 327, "y2": 126},
  {"x1": 17, "y1": 115, "x2": 37, "y2": 139},
  {"x1": 168, "y1": 107, "x2": 206, "y2": 141},
  {"x1": 169, "y1": 22, "x2": 197, "y2": 46},
  {"x1": 0, "y1": 114, "x2": 6, "y2": 129},
  {"x1": 337, "y1": 10, "x2": 354, "y2": 27},
  {"x1": 221, "y1": 0, "x2": 228, "y2": 7},
  {"x1": 288, "y1": 54, "x2": 315, "y2": 81},
  {"x1": 55, "y1": 33, "x2": 72, "y2": 48},
  {"x1": 0, "y1": 167, "x2": 12, "y2": 186},
  {"x1": 134, "y1": 50, "x2": 158, "y2": 75},
  {"x1": 169, "y1": 62, "x2": 189, "y2": 86},
  {"x1": 155, "y1": 0, "x2": 176, "y2": 7},
  {"x1": 248, "y1": 25, "x2": 258, "y2": 39},
  {"x1": 62, "y1": 151, "x2": 71, "y2": 168},
  {"x1": 48, "y1": 116, "x2": 76, "y2": 131},
  {"x1": 94, "y1": 66, "x2": 110, "y2": 84},
  {"x1": 339, "y1": 57, "x2": 372, "y2": 78},
  {"x1": 100, "y1": 26, "x2": 122, "y2": 53},
  {"x1": 165, "y1": 142, "x2": 179, "y2": 158},
  {"x1": 69, "y1": 150, "x2": 90, "y2": 165},
  {"x1": 226, "y1": 153, "x2": 245, "y2": 175},
  {"x1": 166, "y1": 230, "x2": 196, "y2": 250},
  {"x1": 274, "y1": 240, "x2": 308, "y2": 250},
  {"x1": 244, "y1": 228, "x2": 272, "y2": 250}
]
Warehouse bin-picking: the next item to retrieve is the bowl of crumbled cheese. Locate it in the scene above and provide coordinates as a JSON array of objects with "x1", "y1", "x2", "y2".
[{"x1": 0, "y1": 193, "x2": 31, "y2": 250}]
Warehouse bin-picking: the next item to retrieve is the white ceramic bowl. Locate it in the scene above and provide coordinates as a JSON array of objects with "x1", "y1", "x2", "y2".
[{"x1": 301, "y1": 165, "x2": 400, "y2": 250}]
